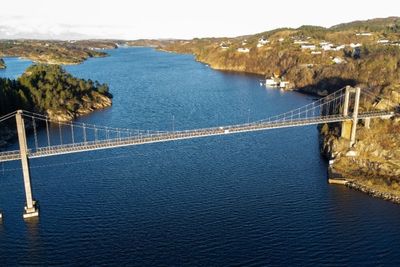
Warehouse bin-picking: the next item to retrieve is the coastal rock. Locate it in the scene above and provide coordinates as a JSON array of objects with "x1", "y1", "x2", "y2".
[
  {"x1": 47, "y1": 109, "x2": 75, "y2": 122},
  {"x1": 0, "y1": 58, "x2": 5, "y2": 69},
  {"x1": 323, "y1": 118, "x2": 400, "y2": 203}
]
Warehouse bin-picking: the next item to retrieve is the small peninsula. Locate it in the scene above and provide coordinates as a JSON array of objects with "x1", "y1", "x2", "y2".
[
  {"x1": 0, "y1": 64, "x2": 112, "y2": 147},
  {"x1": 0, "y1": 40, "x2": 119, "y2": 65}
]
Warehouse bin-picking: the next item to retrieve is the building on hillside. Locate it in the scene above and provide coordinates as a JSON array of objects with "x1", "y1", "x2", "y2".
[
  {"x1": 334, "y1": 45, "x2": 345, "y2": 51},
  {"x1": 332, "y1": 57, "x2": 345, "y2": 64},
  {"x1": 350, "y1": 43, "x2": 362, "y2": 48},
  {"x1": 301, "y1": 44, "x2": 316, "y2": 50},
  {"x1": 377, "y1": 39, "x2": 390, "y2": 44},
  {"x1": 294, "y1": 40, "x2": 309, "y2": 44},
  {"x1": 321, "y1": 44, "x2": 334, "y2": 51},
  {"x1": 258, "y1": 37, "x2": 270, "y2": 45},
  {"x1": 311, "y1": 51, "x2": 322, "y2": 55},
  {"x1": 356, "y1": 32, "x2": 372, "y2": 36},
  {"x1": 220, "y1": 42, "x2": 230, "y2": 49},
  {"x1": 237, "y1": 47, "x2": 250, "y2": 53},
  {"x1": 278, "y1": 38, "x2": 285, "y2": 42}
]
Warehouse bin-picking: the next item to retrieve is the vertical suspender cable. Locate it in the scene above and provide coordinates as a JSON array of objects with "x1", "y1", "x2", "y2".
[
  {"x1": 95, "y1": 128, "x2": 98, "y2": 143},
  {"x1": 59, "y1": 122, "x2": 63, "y2": 145},
  {"x1": 46, "y1": 118, "x2": 51, "y2": 147},
  {"x1": 83, "y1": 123, "x2": 87, "y2": 144},
  {"x1": 71, "y1": 123, "x2": 75, "y2": 144},
  {"x1": 32, "y1": 117, "x2": 39, "y2": 150}
]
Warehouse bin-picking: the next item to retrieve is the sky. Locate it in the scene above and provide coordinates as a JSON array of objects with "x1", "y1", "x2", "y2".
[{"x1": 0, "y1": 0, "x2": 398, "y2": 40}]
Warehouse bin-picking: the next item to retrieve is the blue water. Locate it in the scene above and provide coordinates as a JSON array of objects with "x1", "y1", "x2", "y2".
[
  {"x1": 1, "y1": 48, "x2": 400, "y2": 266},
  {"x1": 0, "y1": 57, "x2": 32, "y2": 79}
]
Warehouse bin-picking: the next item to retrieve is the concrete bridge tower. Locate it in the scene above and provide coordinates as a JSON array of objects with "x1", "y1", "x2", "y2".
[
  {"x1": 16, "y1": 110, "x2": 39, "y2": 219},
  {"x1": 341, "y1": 86, "x2": 361, "y2": 148}
]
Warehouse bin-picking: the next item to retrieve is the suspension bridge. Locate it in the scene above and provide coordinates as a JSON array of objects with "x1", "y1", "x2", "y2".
[{"x1": 0, "y1": 86, "x2": 397, "y2": 219}]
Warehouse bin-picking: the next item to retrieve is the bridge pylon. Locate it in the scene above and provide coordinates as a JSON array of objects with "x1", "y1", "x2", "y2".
[
  {"x1": 16, "y1": 110, "x2": 39, "y2": 219},
  {"x1": 340, "y1": 86, "x2": 361, "y2": 148}
]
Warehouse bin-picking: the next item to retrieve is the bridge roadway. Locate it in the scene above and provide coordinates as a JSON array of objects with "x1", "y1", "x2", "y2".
[{"x1": 0, "y1": 111, "x2": 394, "y2": 163}]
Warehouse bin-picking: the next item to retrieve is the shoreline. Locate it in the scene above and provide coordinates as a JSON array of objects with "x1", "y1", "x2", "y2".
[{"x1": 346, "y1": 181, "x2": 400, "y2": 204}]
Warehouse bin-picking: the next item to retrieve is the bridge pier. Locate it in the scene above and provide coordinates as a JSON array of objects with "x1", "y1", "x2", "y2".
[
  {"x1": 364, "y1": 117, "x2": 371, "y2": 129},
  {"x1": 341, "y1": 86, "x2": 351, "y2": 139},
  {"x1": 16, "y1": 110, "x2": 39, "y2": 219},
  {"x1": 340, "y1": 86, "x2": 361, "y2": 148}
]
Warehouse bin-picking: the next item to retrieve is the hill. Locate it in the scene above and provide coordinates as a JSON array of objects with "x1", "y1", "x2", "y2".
[{"x1": 331, "y1": 16, "x2": 400, "y2": 32}]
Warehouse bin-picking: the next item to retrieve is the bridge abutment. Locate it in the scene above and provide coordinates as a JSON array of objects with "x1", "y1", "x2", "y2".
[
  {"x1": 16, "y1": 110, "x2": 39, "y2": 219},
  {"x1": 341, "y1": 120, "x2": 352, "y2": 139},
  {"x1": 341, "y1": 86, "x2": 352, "y2": 139}
]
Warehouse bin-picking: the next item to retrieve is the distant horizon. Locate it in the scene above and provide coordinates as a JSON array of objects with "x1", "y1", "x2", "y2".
[
  {"x1": 0, "y1": 15, "x2": 398, "y2": 42},
  {"x1": 1, "y1": 0, "x2": 398, "y2": 40}
]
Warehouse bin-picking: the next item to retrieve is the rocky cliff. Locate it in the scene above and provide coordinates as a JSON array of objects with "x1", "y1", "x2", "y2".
[{"x1": 321, "y1": 116, "x2": 400, "y2": 203}]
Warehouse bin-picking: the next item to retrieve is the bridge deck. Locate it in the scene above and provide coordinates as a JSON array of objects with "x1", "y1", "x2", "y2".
[{"x1": 0, "y1": 111, "x2": 393, "y2": 162}]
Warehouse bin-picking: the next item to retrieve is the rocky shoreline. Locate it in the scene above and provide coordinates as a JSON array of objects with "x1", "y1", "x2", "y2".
[
  {"x1": 346, "y1": 181, "x2": 400, "y2": 204},
  {"x1": 46, "y1": 91, "x2": 112, "y2": 122}
]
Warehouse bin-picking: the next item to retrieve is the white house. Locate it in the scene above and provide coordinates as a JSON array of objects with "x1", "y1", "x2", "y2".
[
  {"x1": 311, "y1": 51, "x2": 322, "y2": 55},
  {"x1": 294, "y1": 40, "x2": 309, "y2": 44},
  {"x1": 278, "y1": 38, "x2": 285, "y2": 42},
  {"x1": 334, "y1": 45, "x2": 345, "y2": 51},
  {"x1": 332, "y1": 57, "x2": 345, "y2": 64},
  {"x1": 258, "y1": 37, "x2": 270, "y2": 45},
  {"x1": 356, "y1": 32, "x2": 372, "y2": 36},
  {"x1": 301, "y1": 44, "x2": 316, "y2": 50},
  {"x1": 350, "y1": 43, "x2": 362, "y2": 48},
  {"x1": 321, "y1": 44, "x2": 334, "y2": 51},
  {"x1": 237, "y1": 47, "x2": 250, "y2": 53},
  {"x1": 257, "y1": 43, "x2": 264, "y2": 48},
  {"x1": 377, "y1": 39, "x2": 389, "y2": 44},
  {"x1": 220, "y1": 42, "x2": 230, "y2": 49}
]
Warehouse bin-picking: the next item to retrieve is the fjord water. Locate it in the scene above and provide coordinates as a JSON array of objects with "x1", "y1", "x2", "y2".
[{"x1": 1, "y1": 48, "x2": 400, "y2": 266}]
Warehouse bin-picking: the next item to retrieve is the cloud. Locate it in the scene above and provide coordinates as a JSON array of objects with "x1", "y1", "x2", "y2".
[{"x1": 0, "y1": 0, "x2": 397, "y2": 39}]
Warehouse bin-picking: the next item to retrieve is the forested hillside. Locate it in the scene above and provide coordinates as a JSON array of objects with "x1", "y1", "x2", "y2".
[{"x1": 0, "y1": 64, "x2": 112, "y2": 119}]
